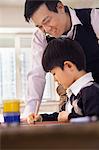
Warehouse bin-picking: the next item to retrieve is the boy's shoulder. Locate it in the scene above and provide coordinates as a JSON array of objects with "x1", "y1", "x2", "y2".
[
  {"x1": 82, "y1": 82, "x2": 99, "y2": 91},
  {"x1": 79, "y1": 82, "x2": 99, "y2": 97}
]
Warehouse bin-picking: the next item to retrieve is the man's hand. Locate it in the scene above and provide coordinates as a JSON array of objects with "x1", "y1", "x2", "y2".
[
  {"x1": 27, "y1": 113, "x2": 42, "y2": 124},
  {"x1": 58, "y1": 111, "x2": 69, "y2": 122}
]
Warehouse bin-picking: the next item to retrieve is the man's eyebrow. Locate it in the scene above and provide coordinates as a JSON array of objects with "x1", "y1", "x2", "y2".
[{"x1": 42, "y1": 16, "x2": 49, "y2": 23}]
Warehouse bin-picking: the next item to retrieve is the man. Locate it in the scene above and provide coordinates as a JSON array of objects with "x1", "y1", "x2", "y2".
[{"x1": 23, "y1": 0, "x2": 99, "y2": 122}]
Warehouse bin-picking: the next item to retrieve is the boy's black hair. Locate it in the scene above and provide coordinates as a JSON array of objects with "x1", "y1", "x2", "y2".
[
  {"x1": 42, "y1": 38, "x2": 86, "y2": 72},
  {"x1": 24, "y1": 0, "x2": 69, "y2": 22}
]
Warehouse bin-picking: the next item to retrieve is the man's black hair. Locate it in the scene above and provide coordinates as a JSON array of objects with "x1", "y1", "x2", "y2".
[
  {"x1": 24, "y1": 0, "x2": 69, "y2": 22},
  {"x1": 42, "y1": 38, "x2": 86, "y2": 72}
]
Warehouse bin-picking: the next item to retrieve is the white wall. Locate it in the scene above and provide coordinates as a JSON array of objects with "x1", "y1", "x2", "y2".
[
  {"x1": 0, "y1": 6, "x2": 32, "y2": 28},
  {"x1": 62, "y1": 0, "x2": 99, "y2": 8}
]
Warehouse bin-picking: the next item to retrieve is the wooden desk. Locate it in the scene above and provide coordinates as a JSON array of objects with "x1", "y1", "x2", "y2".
[{"x1": 0, "y1": 121, "x2": 99, "y2": 150}]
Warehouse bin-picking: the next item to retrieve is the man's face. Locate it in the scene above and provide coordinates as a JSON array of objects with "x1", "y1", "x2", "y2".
[
  {"x1": 31, "y1": 3, "x2": 71, "y2": 38},
  {"x1": 51, "y1": 64, "x2": 74, "y2": 89}
]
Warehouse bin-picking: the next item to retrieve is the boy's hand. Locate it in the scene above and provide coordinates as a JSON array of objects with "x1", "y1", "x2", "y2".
[
  {"x1": 58, "y1": 111, "x2": 69, "y2": 122},
  {"x1": 27, "y1": 113, "x2": 42, "y2": 124}
]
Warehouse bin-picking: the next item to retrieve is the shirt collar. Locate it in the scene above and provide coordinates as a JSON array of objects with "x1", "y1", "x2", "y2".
[
  {"x1": 66, "y1": 8, "x2": 82, "y2": 38},
  {"x1": 66, "y1": 72, "x2": 94, "y2": 99}
]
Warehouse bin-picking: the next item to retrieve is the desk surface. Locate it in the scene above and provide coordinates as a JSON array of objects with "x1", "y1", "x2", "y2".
[{"x1": 1, "y1": 121, "x2": 99, "y2": 150}]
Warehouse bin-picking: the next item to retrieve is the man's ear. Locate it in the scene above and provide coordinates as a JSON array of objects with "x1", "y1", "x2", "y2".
[
  {"x1": 64, "y1": 61, "x2": 74, "y2": 70},
  {"x1": 56, "y1": 2, "x2": 65, "y2": 13}
]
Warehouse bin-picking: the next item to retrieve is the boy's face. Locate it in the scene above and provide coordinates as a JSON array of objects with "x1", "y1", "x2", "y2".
[
  {"x1": 51, "y1": 63, "x2": 75, "y2": 89},
  {"x1": 31, "y1": 3, "x2": 71, "y2": 38}
]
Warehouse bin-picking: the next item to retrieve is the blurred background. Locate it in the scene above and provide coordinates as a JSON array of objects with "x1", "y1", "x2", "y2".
[{"x1": 0, "y1": 0, "x2": 99, "y2": 113}]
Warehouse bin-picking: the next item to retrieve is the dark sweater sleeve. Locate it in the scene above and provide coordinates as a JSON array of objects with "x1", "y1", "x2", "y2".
[
  {"x1": 68, "y1": 84, "x2": 99, "y2": 119},
  {"x1": 68, "y1": 108, "x2": 82, "y2": 120},
  {"x1": 41, "y1": 112, "x2": 59, "y2": 121},
  {"x1": 82, "y1": 85, "x2": 99, "y2": 116}
]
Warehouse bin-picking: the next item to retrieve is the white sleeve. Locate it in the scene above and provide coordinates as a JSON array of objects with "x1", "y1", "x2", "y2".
[
  {"x1": 23, "y1": 27, "x2": 47, "y2": 117},
  {"x1": 91, "y1": 9, "x2": 99, "y2": 39}
]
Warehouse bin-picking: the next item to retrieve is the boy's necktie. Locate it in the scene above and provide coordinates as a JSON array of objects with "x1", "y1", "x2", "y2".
[{"x1": 70, "y1": 93, "x2": 77, "y2": 104}]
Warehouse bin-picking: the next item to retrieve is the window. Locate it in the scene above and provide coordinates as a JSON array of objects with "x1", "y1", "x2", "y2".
[{"x1": 0, "y1": 33, "x2": 58, "y2": 104}]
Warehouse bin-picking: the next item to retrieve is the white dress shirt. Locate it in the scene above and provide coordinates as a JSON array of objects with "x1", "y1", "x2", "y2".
[
  {"x1": 66, "y1": 72, "x2": 94, "y2": 99},
  {"x1": 23, "y1": 8, "x2": 99, "y2": 118},
  {"x1": 23, "y1": 28, "x2": 47, "y2": 117}
]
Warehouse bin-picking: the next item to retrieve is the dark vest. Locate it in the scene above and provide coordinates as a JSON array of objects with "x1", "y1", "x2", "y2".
[{"x1": 73, "y1": 9, "x2": 99, "y2": 83}]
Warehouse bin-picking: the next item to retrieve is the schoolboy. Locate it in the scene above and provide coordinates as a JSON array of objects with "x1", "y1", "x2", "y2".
[{"x1": 42, "y1": 38, "x2": 99, "y2": 121}]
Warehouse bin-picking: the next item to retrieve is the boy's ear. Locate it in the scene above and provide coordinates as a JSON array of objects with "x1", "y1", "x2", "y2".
[
  {"x1": 64, "y1": 61, "x2": 74, "y2": 70},
  {"x1": 56, "y1": 2, "x2": 65, "y2": 13}
]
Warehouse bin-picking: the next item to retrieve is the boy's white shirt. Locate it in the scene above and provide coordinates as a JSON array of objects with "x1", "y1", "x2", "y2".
[
  {"x1": 23, "y1": 8, "x2": 99, "y2": 118},
  {"x1": 66, "y1": 72, "x2": 94, "y2": 114},
  {"x1": 66, "y1": 72, "x2": 94, "y2": 99}
]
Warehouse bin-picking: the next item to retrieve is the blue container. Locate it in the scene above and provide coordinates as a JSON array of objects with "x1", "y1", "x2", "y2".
[{"x1": 3, "y1": 112, "x2": 20, "y2": 124}]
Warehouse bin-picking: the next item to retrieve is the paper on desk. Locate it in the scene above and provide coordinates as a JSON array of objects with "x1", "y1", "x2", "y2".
[{"x1": 0, "y1": 114, "x2": 4, "y2": 123}]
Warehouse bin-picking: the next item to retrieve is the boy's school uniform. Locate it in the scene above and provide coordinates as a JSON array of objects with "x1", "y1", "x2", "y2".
[{"x1": 66, "y1": 73, "x2": 99, "y2": 120}]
